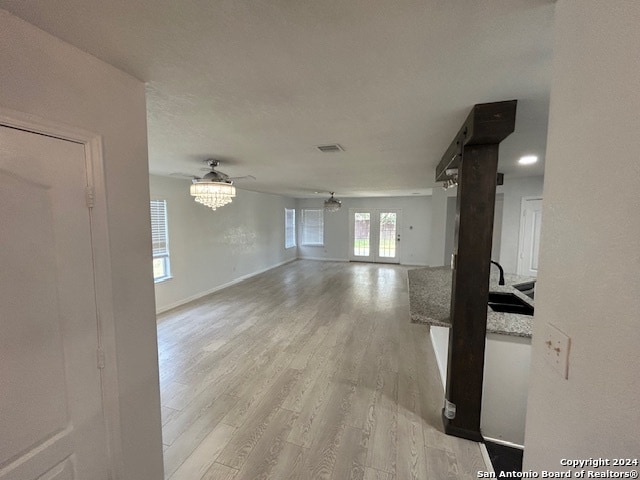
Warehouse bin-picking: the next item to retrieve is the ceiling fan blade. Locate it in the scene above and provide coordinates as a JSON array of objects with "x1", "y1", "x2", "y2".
[
  {"x1": 229, "y1": 175, "x2": 256, "y2": 181},
  {"x1": 169, "y1": 172, "x2": 199, "y2": 179}
]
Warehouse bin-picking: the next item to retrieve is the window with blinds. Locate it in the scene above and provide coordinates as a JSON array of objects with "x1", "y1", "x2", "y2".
[
  {"x1": 150, "y1": 199, "x2": 171, "y2": 282},
  {"x1": 285, "y1": 208, "x2": 296, "y2": 249},
  {"x1": 301, "y1": 209, "x2": 324, "y2": 246}
]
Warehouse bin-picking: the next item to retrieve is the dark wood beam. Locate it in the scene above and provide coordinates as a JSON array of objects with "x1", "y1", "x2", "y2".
[
  {"x1": 443, "y1": 144, "x2": 499, "y2": 441},
  {"x1": 438, "y1": 100, "x2": 517, "y2": 442},
  {"x1": 435, "y1": 100, "x2": 517, "y2": 182}
]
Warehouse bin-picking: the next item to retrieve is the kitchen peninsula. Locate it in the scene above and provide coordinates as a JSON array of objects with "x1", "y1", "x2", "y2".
[{"x1": 408, "y1": 265, "x2": 534, "y2": 447}]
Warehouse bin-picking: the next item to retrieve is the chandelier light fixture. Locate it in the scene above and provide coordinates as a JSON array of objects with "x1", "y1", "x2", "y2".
[
  {"x1": 190, "y1": 180, "x2": 236, "y2": 210},
  {"x1": 324, "y1": 192, "x2": 342, "y2": 212},
  {"x1": 189, "y1": 159, "x2": 236, "y2": 211}
]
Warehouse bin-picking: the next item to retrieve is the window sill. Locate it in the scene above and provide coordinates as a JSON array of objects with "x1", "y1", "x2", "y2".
[
  {"x1": 154, "y1": 275, "x2": 173, "y2": 284},
  {"x1": 301, "y1": 244, "x2": 324, "y2": 247}
]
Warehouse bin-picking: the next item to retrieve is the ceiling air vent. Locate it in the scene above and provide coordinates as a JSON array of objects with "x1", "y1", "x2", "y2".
[{"x1": 316, "y1": 144, "x2": 344, "y2": 153}]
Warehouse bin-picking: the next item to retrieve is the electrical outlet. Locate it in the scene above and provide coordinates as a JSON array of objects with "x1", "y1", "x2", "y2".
[{"x1": 543, "y1": 323, "x2": 571, "y2": 379}]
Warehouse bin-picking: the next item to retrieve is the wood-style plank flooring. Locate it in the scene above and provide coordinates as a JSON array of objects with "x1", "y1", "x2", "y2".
[{"x1": 157, "y1": 260, "x2": 485, "y2": 479}]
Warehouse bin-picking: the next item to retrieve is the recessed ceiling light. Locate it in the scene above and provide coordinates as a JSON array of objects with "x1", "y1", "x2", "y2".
[{"x1": 519, "y1": 155, "x2": 538, "y2": 165}]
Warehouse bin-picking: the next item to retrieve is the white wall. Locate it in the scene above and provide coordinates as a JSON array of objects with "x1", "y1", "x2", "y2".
[
  {"x1": 150, "y1": 175, "x2": 297, "y2": 312},
  {"x1": 0, "y1": 10, "x2": 164, "y2": 479},
  {"x1": 430, "y1": 326, "x2": 450, "y2": 390},
  {"x1": 296, "y1": 196, "x2": 431, "y2": 266},
  {"x1": 443, "y1": 196, "x2": 457, "y2": 267},
  {"x1": 431, "y1": 328, "x2": 532, "y2": 447},
  {"x1": 482, "y1": 333, "x2": 531, "y2": 447},
  {"x1": 497, "y1": 176, "x2": 544, "y2": 274},
  {"x1": 440, "y1": 177, "x2": 543, "y2": 273},
  {"x1": 442, "y1": 177, "x2": 544, "y2": 272},
  {"x1": 524, "y1": 1, "x2": 640, "y2": 469},
  {"x1": 444, "y1": 193, "x2": 505, "y2": 267},
  {"x1": 428, "y1": 187, "x2": 448, "y2": 266}
]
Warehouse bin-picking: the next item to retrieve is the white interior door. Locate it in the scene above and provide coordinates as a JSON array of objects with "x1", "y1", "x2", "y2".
[
  {"x1": 517, "y1": 197, "x2": 543, "y2": 276},
  {"x1": 349, "y1": 209, "x2": 401, "y2": 264},
  {"x1": 0, "y1": 126, "x2": 108, "y2": 479}
]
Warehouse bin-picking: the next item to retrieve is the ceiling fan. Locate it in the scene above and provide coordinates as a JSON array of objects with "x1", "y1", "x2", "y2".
[
  {"x1": 171, "y1": 159, "x2": 255, "y2": 211},
  {"x1": 170, "y1": 159, "x2": 256, "y2": 184}
]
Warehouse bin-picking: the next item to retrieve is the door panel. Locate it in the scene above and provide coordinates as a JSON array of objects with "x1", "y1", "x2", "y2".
[
  {"x1": 352, "y1": 212, "x2": 372, "y2": 259},
  {"x1": 377, "y1": 211, "x2": 399, "y2": 262},
  {"x1": 0, "y1": 126, "x2": 108, "y2": 479},
  {"x1": 518, "y1": 198, "x2": 543, "y2": 276},
  {"x1": 349, "y1": 209, "x2": 401, "y2": 263}
]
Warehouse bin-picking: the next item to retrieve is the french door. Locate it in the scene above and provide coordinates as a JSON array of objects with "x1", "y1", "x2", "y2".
[{"x1": 349, "y1": 209, "x2": 401, "y2": 264}]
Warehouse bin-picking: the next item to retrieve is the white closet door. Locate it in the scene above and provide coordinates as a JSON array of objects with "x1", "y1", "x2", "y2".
[
  {"x1": 0, "y1": 125, "x2": 108, "y2": 480},
  {"x1": 518, "y1": 197, "x2": 543, "y2": 277}
]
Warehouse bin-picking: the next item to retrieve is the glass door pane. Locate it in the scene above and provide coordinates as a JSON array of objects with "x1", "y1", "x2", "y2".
[
  {"x1": 353, "y1": 212, "x2": 371, "y2": 257},
  {"x1": 378, "y1": 212, "x2": 397, "y2": 258}
]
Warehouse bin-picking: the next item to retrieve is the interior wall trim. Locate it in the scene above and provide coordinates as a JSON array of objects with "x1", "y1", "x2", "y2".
[
  {"x1": 0, "y1": 105, "x2": 124, "y2": 479},
  {"x1": 479, "y1": 443, "x2": 496, "y2": 473},
  {"x1": 296, "y1": 256, "x2": 349, "y2": 263},
  {"x1": 483, "y1": 436, "x2": 525, "y2": 450}
]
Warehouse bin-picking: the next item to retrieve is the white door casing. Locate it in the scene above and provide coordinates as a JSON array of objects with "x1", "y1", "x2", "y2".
[
  {"x1": 0, "y1": 123, "x2": 113, "y2": 479},
  {"x1": 348, "y1": 208, "x2": 401, "y2": 264},
  {"x1": 517, "y1": 197, "x2": 543, "y2": 277}
]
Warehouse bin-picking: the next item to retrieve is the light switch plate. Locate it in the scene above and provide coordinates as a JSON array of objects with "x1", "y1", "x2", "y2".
[{"x1": 543, "y1": 323, "x2": 571, "y2": 379}]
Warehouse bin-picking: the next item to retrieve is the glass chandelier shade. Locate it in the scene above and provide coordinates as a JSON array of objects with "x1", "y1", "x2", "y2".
[
  {"x1": 324, "y1": 192, "x2": 341, "y2": 212},
  {"x1": 190, "y1": 181, "x2": 236, "y2": 210}
]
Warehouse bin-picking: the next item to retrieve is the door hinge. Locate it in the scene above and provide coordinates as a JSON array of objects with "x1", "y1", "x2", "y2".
[
  {"x1": 86, "y1": 186, "x2": 95, "y2": 209},
  {"x1": 97, "y1": 348, "x2": 105, "y2": 369}
]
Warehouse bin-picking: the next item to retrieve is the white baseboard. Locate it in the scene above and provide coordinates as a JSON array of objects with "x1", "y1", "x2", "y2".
[
  {"x1": 156, "y1": 258, "x2": 297, "y2": 314},
  {"x1": 158, "y1": 256, "x2": 425, "y2": 314},
  {"x1": 297, "y1": 256, "x2": 348, "y2": 262},
  {"x1": 480, "y1": 442, "x2": 495, "y2": 473},
  {"x1": 483, "y1": 436, "x2": 525, "y2": 450},
  {"x1": 298, "y1": 257, "x2": 428, "y2": 267}
]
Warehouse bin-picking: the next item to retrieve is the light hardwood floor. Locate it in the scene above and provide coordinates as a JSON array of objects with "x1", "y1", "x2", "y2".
[{"x1": 157, "y1": 260, "x2": 486, "y2": 480}]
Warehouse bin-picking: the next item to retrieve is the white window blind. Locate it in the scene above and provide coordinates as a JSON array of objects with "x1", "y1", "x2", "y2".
[
  {"x1": 301, "y1": 209, "x2": 324, "y2": 245},
  {"x1": 285, "y1": 208, "x2": 296, "y2": 249},
  {"x1": 150, "y1": 200, "x2": 171, "y2": 281}
]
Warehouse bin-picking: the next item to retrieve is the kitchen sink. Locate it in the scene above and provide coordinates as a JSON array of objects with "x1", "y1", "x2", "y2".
[
  {"x1": 488, "y1": 292, "x2": 534, "y2": 315},
  {"x1": 512, "y1": 280, "x2": 536, "y2": 300}
]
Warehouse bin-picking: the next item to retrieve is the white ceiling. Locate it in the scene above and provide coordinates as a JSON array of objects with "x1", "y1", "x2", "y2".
[{"x1": 0, "y1": 0, "x2": 555, "y2": 197}]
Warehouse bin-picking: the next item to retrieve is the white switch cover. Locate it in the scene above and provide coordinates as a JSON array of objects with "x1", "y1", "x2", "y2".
[{"x1": 543, "y1": 323, "x2": 571, "y2": 379}]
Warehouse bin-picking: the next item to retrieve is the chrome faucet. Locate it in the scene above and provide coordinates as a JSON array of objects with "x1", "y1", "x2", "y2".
[{"x1": 491, "y1": 260, "x2": 505, "y2": 286}]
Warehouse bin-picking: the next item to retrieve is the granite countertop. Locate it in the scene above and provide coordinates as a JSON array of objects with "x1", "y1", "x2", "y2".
[{"x1": 408, "y1": 266, "x2": 535, "y2": 338}]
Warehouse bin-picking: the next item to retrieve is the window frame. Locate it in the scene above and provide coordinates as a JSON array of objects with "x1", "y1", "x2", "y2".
[
  {"x1": 285, "y1": 208, "x2": 296, "y2": 249},
  {"x1": 301, "y1": 208, "x2": 324, "y2": 246},
  {"x1": 150, "y1": 199, "x2": 172, "y2": 283}
]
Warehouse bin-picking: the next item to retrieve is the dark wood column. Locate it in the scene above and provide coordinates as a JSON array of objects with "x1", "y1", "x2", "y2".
[{"x1": 435, "y1": 100, "x2": 517, "y2": 441}]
